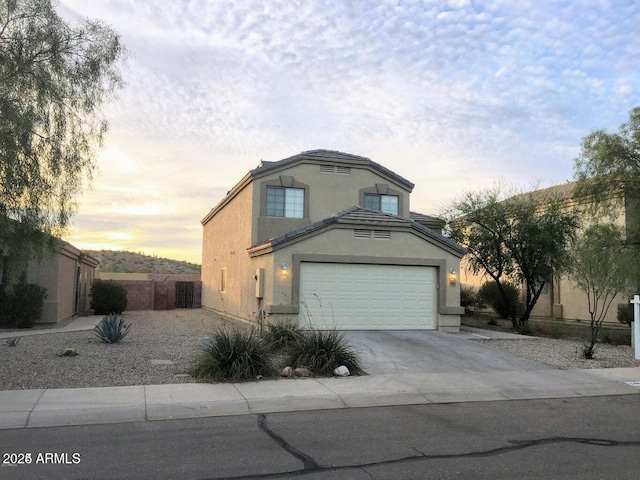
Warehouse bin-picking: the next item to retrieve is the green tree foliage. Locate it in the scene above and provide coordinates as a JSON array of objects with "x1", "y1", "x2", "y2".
[
  {"x1": 446, "y1": 186, "x2": 517, "y2": 323},
  {"x1": 446, "y1": 185, "x2": 579, "y2": 327},
  {"x1": 568, "y1": 223, "x2": 634, "y2": 359},
  {"x1": 574, "y1": 106, "x2": 640, "y2": 205},
  {"x1": 90, "y1": 280, "x2": 127, "y2": 314},
  {"x1": 0, "y1": 280, "x2": 46, "y2": 327},
  {"x1": 574, "y1": 106, "x2": 640, "y2": 291},
  {"x1": 0, "y1": 0, "x2": 124, "y2": 279},
  {"x1": 477, "y1": 280, "x2": 520, "y2": 320}
]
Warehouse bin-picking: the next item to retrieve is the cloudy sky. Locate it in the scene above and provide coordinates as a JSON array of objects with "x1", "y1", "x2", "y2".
[{"x1": 58, "y1": 0, "x2": 640, "y2": 264}]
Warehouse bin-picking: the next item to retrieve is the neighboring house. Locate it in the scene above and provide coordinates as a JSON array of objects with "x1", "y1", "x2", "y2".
[
  {"x1": 12, "y1": 241, "x2": 98, "y2": 324},
  {"x1": 461, "y1": 180, "x2": 638, "y2": 325},
  {"x1": 201, "y1": 150, "x2": 465, "y2": 331}
]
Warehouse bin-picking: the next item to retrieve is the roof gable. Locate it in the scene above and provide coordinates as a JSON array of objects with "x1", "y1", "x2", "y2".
[
  {"x1": 248, "y1": 206, "x2": 465, "y2": 257},
  {"x1": 250, "y1": 149, "x2": 415, "y2": 190}
]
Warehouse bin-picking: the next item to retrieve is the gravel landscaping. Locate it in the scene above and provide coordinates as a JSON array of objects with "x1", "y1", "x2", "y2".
[
  {"x1": 0, "y1": 309, "x2": 245, "y2": 390},
  {"x1": 1, "y1": 310, "x2": 639, "y2": 391},
  {"x1": 463, "y1": 314, "x2": 640, "y2": 370}
]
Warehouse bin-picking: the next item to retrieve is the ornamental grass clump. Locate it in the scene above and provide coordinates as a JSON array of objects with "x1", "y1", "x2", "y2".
[
  {"x1": 263, "y1": 322, "x2": 304, "y2": 350},
  {"x1": 195, "y1": 328, "x2": 277, "y2": 382},
  {"x1": 93, "y1": 314, "x2": 131, "y2": 344},
  {"x1": 287, "y1": 329, "x2": 363, "y2": 376}
]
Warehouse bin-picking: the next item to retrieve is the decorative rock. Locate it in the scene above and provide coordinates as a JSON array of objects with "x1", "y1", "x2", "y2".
[
  {"x1": 280, "y1": 366, "x2": 293, "y2": 378},
  {"x1": 61, "y1": 348, "x2": 78, "y2": 357},
  {"x1": 293, "y1": 367, "x2": 312, "y2": 378},
  {"x1": 333, "y1": 365, "x2": 350, "y2": 377}
]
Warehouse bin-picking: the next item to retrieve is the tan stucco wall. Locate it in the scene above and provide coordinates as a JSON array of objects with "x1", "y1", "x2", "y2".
[
  {"x1": 251, "y1": 162, "x2": 413, "y2": 245},
  {"x1": 262, "y1": 226, "x2": 463, "y2": 330},
  {"x1": 26, "y1": 245, "x2": 96, "y2": 324},
  {"x1": 201, "y1": 185, "x2": 255, "y2": 319}
]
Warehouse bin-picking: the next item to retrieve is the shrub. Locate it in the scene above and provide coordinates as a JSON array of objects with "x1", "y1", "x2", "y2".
[
  {"x1": 477, "y1": 281, "x2": 520, "y2": 320},
  {"x1": 90, "y1": 280, "x2": 127, "y2": 315},
  {"x1": 0, "y1": 282, "x2": 47, "y2": 328},
  {"x1": 263, "y1": 322, "x2": 304, "y2": 350},
  {"x1": 516, "y1": 321, "x2": 538, "y2": 336},
  {"x1": 287, "y1": 329, "x2": 363, "y2": 376},
  {"x1": 460, "y1": 286, "x2": 477, "y2": 308},
  {"x1": 195, "y1": 328, "x2": 277, "y2": 382},
  {"x1": 93, "y1": 314, "x2": 131, "y2": 343},
  {"x1": 618, "y1": 303, "x2": 633, "y2": 325}
]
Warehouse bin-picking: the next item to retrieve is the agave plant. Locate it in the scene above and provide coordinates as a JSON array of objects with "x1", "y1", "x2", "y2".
[
  {"x1": 93, "y1": 314, "x2": 131, "y2": 344},
  {"x1": 5, "y1": 337, "x2": 21, "y2": 347}
]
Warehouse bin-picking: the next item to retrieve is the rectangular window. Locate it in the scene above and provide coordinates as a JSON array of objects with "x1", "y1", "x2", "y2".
[
  {"x1": 364, "y1": 194, "x2": 398, "y2": 215},
  {"x1": 266, "y1": 187, "x2": 304, "y2": 218},
  {"x1": 220, "y1": 268, "x2": 227, "y2": 293}
]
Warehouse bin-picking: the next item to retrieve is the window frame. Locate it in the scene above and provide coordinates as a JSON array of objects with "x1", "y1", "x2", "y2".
[
  {"x1": 364, "y1": 193, "x2": 399, "y2": 215},
  {"x1": 266, "y1": 186, "x2": 305, "y2": 218}
]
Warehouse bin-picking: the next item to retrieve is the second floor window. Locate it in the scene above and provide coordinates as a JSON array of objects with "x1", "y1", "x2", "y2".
[
  {"x1": 364, "y1": 194, "x2": 398, "y2": 215},
  {"x1": 266, "y1": 187, "x2": 304, "y2": 218}
]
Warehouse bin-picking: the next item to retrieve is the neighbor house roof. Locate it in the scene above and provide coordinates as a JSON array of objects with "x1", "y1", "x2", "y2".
[
  {"x1": 410, "y1": 211, "x2": 446, "y2": 230},
  {"x1": 248, "y1": 206, "x2": 466, "y2": 257}
]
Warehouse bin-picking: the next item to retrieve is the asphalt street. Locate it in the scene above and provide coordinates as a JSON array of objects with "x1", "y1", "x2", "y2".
[{"x1": 2, "y1": 395, "x2": 640, "y2": 480}]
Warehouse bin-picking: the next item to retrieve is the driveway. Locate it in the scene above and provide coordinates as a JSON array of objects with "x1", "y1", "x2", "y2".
[{"x1": 344, "y1": 329, "x2": 552, "y2": 375}]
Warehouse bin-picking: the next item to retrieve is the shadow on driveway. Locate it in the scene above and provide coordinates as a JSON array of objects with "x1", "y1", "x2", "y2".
[{"x1": 344, "y1": 330, "x2": 551, "y2": 375}]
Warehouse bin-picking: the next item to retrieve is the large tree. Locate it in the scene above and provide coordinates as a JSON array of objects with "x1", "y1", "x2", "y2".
[
  {"x1": 574, "y1": 106, "x2": 640, "y2": 292},
  {"x1": 0, "y1": 0, "x2": 124, "y2": 279},
  {"x1": 445, "y1": 186, "x2": 516, "y2": 323},
  {"x1": 446, "y1": 185, "x2": 579, "y2": 327}
]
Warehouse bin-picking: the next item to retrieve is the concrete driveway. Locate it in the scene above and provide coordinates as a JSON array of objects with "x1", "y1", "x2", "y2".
[{"x1": 344, "y1": 329, "x2": 552, "y2": 375}]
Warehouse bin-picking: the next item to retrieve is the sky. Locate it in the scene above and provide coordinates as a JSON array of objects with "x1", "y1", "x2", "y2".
[{"x1": 57, "y1": 0, "x2": 640, "y2": 264}]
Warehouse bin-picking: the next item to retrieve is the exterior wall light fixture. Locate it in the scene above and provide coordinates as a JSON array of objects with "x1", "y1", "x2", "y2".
[
  {"x1": 280, "y1": 262, "x2": 288, "y2": 275},
  {"x1": 448, "y1": 268, "x2": 457, "y2": 286}
]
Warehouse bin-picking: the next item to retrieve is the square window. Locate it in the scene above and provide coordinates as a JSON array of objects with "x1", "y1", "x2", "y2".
[
  {"x1": 364, "y1": 193, "x2": 380, "y2": 211},
  {"x1": 266, "y1": 188, "x2": 285, "y2": 217},
  {"x1": 380, "y1": 195, "x2": 398, "y2": 214}
]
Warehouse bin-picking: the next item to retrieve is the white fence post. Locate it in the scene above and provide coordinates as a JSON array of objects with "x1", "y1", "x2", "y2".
[{"x1": 632, "y1": 295, "x2": 640, "y2": 360}]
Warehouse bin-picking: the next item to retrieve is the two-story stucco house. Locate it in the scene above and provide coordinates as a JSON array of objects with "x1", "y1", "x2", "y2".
[{"x1": 201, "y1": 150, "x2": 465, "y2": 331}]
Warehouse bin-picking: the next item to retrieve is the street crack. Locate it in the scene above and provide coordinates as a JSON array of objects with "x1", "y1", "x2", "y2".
[
  {"x1": 201, "y1": 432, "x2": 640, "y2": 480},
  {"x1": 257, "y1": 413, "x2": 320, "y2": 471}
]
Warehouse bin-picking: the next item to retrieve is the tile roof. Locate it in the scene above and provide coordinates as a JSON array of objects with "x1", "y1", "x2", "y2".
[
  {"x1": 258, "y1": 206, "x2": 465, "y2": 254},
  {"x1": 250, "y1": 149, "x2": 415, "y2": 190}
]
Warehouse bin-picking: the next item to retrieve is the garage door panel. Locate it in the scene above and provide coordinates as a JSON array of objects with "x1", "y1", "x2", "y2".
[{"x1": 299, "y1": 263, "x2": 436, "y2": 330}]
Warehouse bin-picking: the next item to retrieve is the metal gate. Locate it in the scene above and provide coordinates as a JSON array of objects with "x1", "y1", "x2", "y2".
[{"x1": 175, "y1": 282, "x2": 195, "y2": 308}]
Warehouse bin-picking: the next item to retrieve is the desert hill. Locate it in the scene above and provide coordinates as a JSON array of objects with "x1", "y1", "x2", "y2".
[{"x1": 84, "y1": 250, "x2": 201, "y2": 274}]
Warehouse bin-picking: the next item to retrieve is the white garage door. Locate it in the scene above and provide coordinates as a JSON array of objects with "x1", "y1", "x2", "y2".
[{"x1": 299, "y1": 263, "x2": 437, "y2": 330}]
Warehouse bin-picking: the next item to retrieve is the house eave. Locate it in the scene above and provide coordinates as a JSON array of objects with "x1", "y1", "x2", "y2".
[
  {"x1": 247, "y1": 217, "x2": 466, "y2": 258},
  {"x1": 250, "y1": 150, "x2": 415, "y2": 191},
  {"x1": 201, "y1": 172, "x2": 253, "y2": 225}
]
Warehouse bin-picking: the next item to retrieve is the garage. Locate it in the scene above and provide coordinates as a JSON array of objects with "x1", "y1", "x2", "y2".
[{"x1": 298, "y1": 262, "x2": 437, "y2": 330}]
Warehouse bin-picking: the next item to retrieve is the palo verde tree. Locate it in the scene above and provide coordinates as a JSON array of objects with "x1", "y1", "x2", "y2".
[
  {"x1": 568, "y1": 223, "x2": 634, "y2": 359},
  {"x1": 0, "y1": 0, "x2": 124, "y2": 281},
  {"x1": 446, "y1": 184, "x2": 579, "y2": 328}
]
